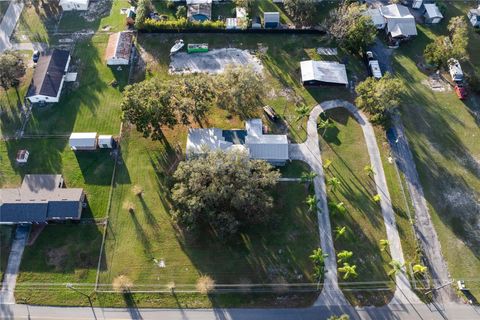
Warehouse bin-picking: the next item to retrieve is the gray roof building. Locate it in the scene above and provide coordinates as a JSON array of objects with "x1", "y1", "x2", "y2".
[{"x1": 0, "y1": 175, "x2": 84, "y2": 224}]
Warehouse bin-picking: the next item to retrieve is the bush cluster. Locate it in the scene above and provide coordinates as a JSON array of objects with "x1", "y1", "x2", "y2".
[{"x1": 141, "y1": 18, "x2": 226, "y2": 31}]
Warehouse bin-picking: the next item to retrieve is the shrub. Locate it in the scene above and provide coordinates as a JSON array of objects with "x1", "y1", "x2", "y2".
[
  {"x1": 176, "y1": 5, "x2": 186, "y2": 19},
  {"x1": 196, "y1": 276, "x2": 215, "y2": 294},
  {"x1": 166, "y1": 0, "x2": 176, "y2": 9},
  {"x1": 142, "y1": 18, "x2": 226, "y2": 31}
]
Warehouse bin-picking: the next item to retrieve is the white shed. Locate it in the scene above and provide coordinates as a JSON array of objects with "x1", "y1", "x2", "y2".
[
  {"x1": 424, "y1": 4, "x2": 443, "y2": 24},
  {"x1": 69, "y1": 132, "x2": 98, "y2": 151},
  {"x1": 300, "y1": 60, "x2": 348, "y2": 86},
  {"x1": 98, "y1": 135, "x2": 114, "y2": 148},
  {"x1": 105, "y1": 32, "x2": 134, "y2": 66},
  {"x1": 264, "y1": 12, "x2": 280, "y2": 28},
  {"x1": 59, "y1": 0, "x2": 89, "y2": 11}
]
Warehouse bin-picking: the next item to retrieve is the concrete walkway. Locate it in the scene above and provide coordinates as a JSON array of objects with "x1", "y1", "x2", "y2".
[
  {"x1": 390, "y1": 113, "x2": 456, "y2": 304},
  {"x1": 0, "y1": 1, "x2": 24, "y2": 52},
  {"x1": 0, "y1": 226, "x2": 29, "y2": 305},
  {"x1": 290, "y1": 100, "x2": 419, "y2": 306}
]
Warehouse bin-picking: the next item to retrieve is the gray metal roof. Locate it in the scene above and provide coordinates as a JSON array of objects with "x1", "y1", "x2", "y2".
[
  {"x1": 0, "y1": 174, "x2": 83, "y2": 223},
  {"x1": 27, "y1": 49, "x2": 70, "y2": 98}
]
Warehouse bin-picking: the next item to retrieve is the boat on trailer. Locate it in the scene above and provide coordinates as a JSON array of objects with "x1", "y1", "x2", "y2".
[
  {"x1": 187, "y1": 43, "x2": 208, "y2": 54},
  {"x1": 170, "y1": 39, "x2": 184, "y2": 55}
]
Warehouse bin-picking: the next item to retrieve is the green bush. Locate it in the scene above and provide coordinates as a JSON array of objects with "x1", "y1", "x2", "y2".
[
  {"x1": 166, "y1": 0, "x2": 176, "y2": 9},
  {"x1": 176, "y1": 5, "x2": 187, "y2": 19},
  {"x1": 142, "y1": 18, "x2": 226, "y2": 31}
]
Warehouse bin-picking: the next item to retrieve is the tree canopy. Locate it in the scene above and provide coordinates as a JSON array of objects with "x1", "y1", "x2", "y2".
[
  {"x1": 171, "y1": 150, "x2": 280, "y2": 238},
  {"x1": 216, "y1": 65, "x2": 265, "y2": 119},
  {"x1": 0, "y1": 51, "x2": 26, "y2": 90},
  {"x1": 325, "y1": 3, "x2": 377, "y2": 54},
  {"x1": 121, "y1": 74, "x2": 215, "y2": 140},
  {"x1": 283, "y1": 0, "x2": 318, "y2": 27},
  {"x1": 134, "y1": 0, "x2": 152, "y2": 29},
  {"x1": 424, "y1": 16, "x2": 468, "y2": 68},
  {"x1": 355, "y1": 73, "x2": 405, "y2": 124}
]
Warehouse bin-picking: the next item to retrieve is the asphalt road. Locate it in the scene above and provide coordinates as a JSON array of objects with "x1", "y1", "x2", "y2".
[{"x1": 0, "y1": 1, "x2": 24, "y2": 52}]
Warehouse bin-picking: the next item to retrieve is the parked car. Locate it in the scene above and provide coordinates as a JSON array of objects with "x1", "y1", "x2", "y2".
[
  {"x1": 32, "y1": 50, "x2": 40, "y2": 63},
  {"x1": 455, "y1": 84, "x2": 467, "y2": 100},
  {"x1": 448, "y1": 58, "x2": 464, "y2": 83}
]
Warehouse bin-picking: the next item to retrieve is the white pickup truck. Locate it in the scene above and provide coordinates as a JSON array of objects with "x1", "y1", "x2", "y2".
[
  {"x1": 448, "y1": 58, "x2": 464, "y2": 83},
  {"x1": 366, "y1": 51, "x2": 382, "y2": 79}
]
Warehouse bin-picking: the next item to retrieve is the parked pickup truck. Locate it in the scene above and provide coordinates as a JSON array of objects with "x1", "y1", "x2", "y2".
[
  {"x1": 448, "y1": 58, "x2": 464, "y2": 83},
  {"x1": 365, "y1": 51, "x2": 382, "y2": 79}
]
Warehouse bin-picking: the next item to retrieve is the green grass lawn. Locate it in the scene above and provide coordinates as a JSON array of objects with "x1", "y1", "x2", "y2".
[
  {"x1": 319, "y1": 108, "x2": 393, "y2": 306},
  {"x1": 392, "y1": 2, "x2": 480, "y2": 299},
  {"x1": 98, "y1": 129, "x2": 319, "y2": 291},
  {"x1": 0, "y1": 138, "x2": 114, "y2": 219},
  {"x1": 12, "y1": 1, "x2": 60, "y2": 44},
  {"x1": 26, "y1": 34, "x2": 128, "y2": 135}
]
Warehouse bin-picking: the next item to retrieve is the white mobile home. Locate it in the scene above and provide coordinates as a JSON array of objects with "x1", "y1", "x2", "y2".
[
  {"x1": 300, "y1": 60, "x2": 348, "y2": 86},
  {"x1": 105, "y1": 32, "x2": 134, "y2": 66},
  {"x1": 59, "y1": 0, "x2": 89, "y2": 11},
  {"x1": 26, "y1": 49, "x2": 71, "y2": 104},
  {"x1": 69, "y1": 132, "x2": 98, "y2": 151}
]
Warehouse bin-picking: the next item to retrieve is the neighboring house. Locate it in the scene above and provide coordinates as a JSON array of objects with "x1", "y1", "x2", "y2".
[
  {"x1": 424, "y1": 3, "x2": 443, "y2": 24},
  {"x1": 105, "y1": 31, "x2": 134, "y2": 66},
  {"x1": 264, "y1": 12, "x2": 280, "y2": 28},
  {"x1": 367, "y1": 4, "x2": 417, "y2": 44},
  {"x1": 26, "y1": 49, "x2": 71, "y2": 104},
  {"x1": 59, "y1": 0, "x2": 89, "y2": 11},
  {"x1": 300, "y1": 60, "x2": 348, "y2": 86},
  {"x1": 468, "y1": 6, "x2": 480, "y2": 28},
  {"x1": 187, "y1": 0, "x2": 212, "y2": 22},
  {"x1": 186, "y1": 119, "x2": 289, "y2": 165},
  {"x1": 0, "y1": 175, "x2": 85, "y2": 224}
]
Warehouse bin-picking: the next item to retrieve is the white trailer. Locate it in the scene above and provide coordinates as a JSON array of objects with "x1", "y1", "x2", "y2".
[
  {"x1": 69, "y1": 132, "x2": 98, "y2": 151},
  {"x1": 366, "y1": 51, "x2": 382, "y2": 79}
]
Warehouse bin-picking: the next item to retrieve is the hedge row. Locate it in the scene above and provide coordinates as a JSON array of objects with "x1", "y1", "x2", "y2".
[{"x1": 141, "y1": 18, "x2": 226, "y2": 31}]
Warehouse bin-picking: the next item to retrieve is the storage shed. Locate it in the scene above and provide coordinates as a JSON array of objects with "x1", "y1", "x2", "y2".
[
  {"x1": 59, "y1": 0, "x2": 89, "y2": 11},
  {"x1": 424, "y1": 4, "x2": 443, "y2": 24},
  {"x1": 105, "y1": 31, "x2": 134, "y2": 66},
  {"x1": 98, "y1": 135, "x2": 114, "y2": 148},
  {"x1": 69, "y1": 132, "x2": 98, "y2": 151},
  {"x1": 264, "y1": 12, "x2": 280, "y2": 28},
  {"x1": 468, "y1": 6, "x2": 480, "y2": 28},
  {"x1": 251, "y1": 16, "x2": 262, "y2": 29},
  {"x1": 300, "y1": 60, "x2": 348, "y2": 86}
]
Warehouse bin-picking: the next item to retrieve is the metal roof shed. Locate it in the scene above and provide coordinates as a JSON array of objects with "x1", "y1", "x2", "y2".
[
  {"x1": 264, "y1": 12, "x2": 280, "y2": 28},
  {"x1": 69, "y1": 132, "x2": 98, "y2": 151},
  {"x1": 424, "y1": 4, "x2": 443, "y2": 24},
  {"x1": 300, "y1": 60, "x2": 348, "y2": 86}
]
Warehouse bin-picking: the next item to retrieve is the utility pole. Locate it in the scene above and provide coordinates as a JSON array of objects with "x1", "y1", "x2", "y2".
[{"x1": 66, "y1": 283, "x2": 97, "y2": 320}]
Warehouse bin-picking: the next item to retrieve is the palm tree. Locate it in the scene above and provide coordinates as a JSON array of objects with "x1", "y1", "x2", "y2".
[
  {"x1": 412, "y1": 264, "x2": 428, "y2": 275},
  {"x1": 327, "y1": 177, "x2": 341, "y2": 192},
  {"x1": 364, "y1": 164, "x2": 375, "y2": 177},
  {"x1": 388, "y1": 260, "x2": 404, "y2": 277},
  {"x1": 318, "y1": 118, "x2": 335, "y2": 137},
  {"x1": 306, "y1": 194, "x2": 318, "y2": 212},
  {"x1": 338, "y1": 263, "x2": 358, "y2": 280},
  {"x1": 334, "y1": 226, "x2": 347, "y2": 240},
  {"x1": 337, "y1": 250, "x2": 353, "y2": 264},
  {"x1": 379, "y1": 239, "x2": 390, "y2": 252},
  {"x1": 301, "y1": 171, "x2": 317, "y2": 186},
  {"x1": 323, "y1": 159, "x2": 332, "y2": 170},
  {"x1": 295, "y1": 105, "x2": 310, "y2": 122},
  {"x1": 328, "y1": 201, "x2": 346, "y2": 215},
  {"x1": 310, "y1": 248, "x2": 328, "y2": 281}
]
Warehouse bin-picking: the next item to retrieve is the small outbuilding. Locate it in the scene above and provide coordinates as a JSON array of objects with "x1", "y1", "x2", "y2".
[
  {"x1": 300, "y1": 60, "x2": 348, "y2": 86},
  {"x1": 264, "y1": 12, "x2": 280, "y2": 28},
  {"x1": 468, "y1": 6, "x2": 480, "y2": 28},
  {"x1": 59, "y1": 0, "x2": 89, "y2": 11},
  {"x1": 251, "y1": 16, "x2": 262, "y2": 29},
  {"x1": 26, "y1": 49, "x2": 71, "y2": 104},
  {"x1": 187, "y1": 0, "x2": 212, "y2": 22},
  {"x1": 98, "y1": 135, "x2": 114, "y2": 148},
  {"x1": 69, "y1": 132, "x2": 98, "y2": 151},
  {"x1": 423, "y1": 4, "x2": 443, "y2": 24},
  {"x1": 16, "y1": 150, "x2": 29, "y2": 164},
  {"x1": 105, "y1": 31, "x2": 134, "y2": 66}
]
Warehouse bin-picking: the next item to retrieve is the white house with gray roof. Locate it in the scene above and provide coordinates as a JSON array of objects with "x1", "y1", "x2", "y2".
[
  {"x1": 186, "y1": 119, "x2": 289, "y2": 165},
  {"x1": 0, "y1": 175, "x2": 85, "y2": 224},
  {"x1": 366, "y1": 4, "x2": 417, "y2": 44}
]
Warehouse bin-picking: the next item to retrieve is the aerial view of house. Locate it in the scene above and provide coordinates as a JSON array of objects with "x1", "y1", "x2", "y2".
[{"x1": 0, "y1": 0, "x2": 480, "y2": 319}]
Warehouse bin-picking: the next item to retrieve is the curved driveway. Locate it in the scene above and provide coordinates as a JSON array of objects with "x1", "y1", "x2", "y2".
[{"x1": 290, "y1": 100, "x2": 419, "y2": 306}]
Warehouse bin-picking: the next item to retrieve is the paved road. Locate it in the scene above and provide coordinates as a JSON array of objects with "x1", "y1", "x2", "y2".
[
  {"x1": 0, "y1": 1, "x2": 24, "y2": 52},
  {"x1": 1, "y1": 302, "x2": 480, "y2": 320},
  {"x1": 0, "y1": 226, "x2": 29, "y2": 304},
  {"x1": 390, "y1": 113, "x2": 457, "y2": 304}
]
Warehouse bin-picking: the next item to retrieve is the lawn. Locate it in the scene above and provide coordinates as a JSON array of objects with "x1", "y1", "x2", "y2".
[
  {"x1": 137, "y1": 32, "x2": 362, "y2": 143},
  {"x1": 319, "y1": 108, "x2": 393, "y2": 306},
  {"x1": 98, "y1": 129, "x2": 319, "y2": 292},
  {"x1": 0, "y1": 138, "x2": 114, "y2": 219},
  {"x1": 12, "y1": 1, "x2": 60, "y2": 44},
  {"x1": 25, "y1": 33, "x2": 128, "y2": 135},
  {"x1": 392, "y1": 2, "x2": 480, "y2": 299}
]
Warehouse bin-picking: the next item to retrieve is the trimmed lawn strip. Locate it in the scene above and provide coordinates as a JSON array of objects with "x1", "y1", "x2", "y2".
[
  {"x1": 320, "y1": 108, "x2": 394, "y2": 306},
  {"x1": 0, "y1": 138, "x2": 114, "y2": 219},
  {"x1": 279, "y1": 160, "x2": 311, "y2": 178},
  {"x1": 99, "y1": 129, "x2": 318, "y2": 290},
  {"x1": 26, "y1": 34, "x2": 128, "y2": 135}
]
